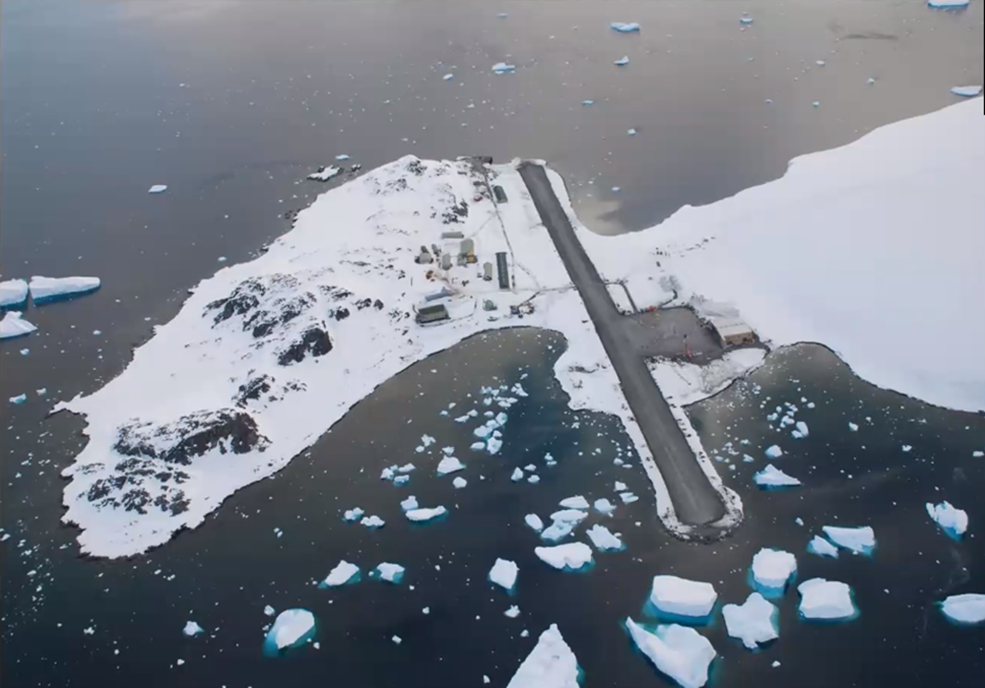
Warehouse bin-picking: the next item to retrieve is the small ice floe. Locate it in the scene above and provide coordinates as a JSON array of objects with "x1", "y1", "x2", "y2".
[
  {"x1": 792, "y1": 421, "x2": 809, "y2": 438},
  {"x1": 610, "y1": 22, "x2": 640, "y2": 33},
  {"x1": 360, "y1": 515, "x2": 385, "y2": 529},
  {"x1": 489, "y1": 558, "x2": 519, "y2": 592},
  {"x1": 381, "y1": 466, "x2": 396, "y2": 481},
  {"x1": 527, "y1": 475, "x2": 541, "y2": 484},
  {"x1": 807, "y1": 535, "x2": 839, "y2": 558},
  {"x1": 321, "y1": 560, "x2": 360, "y2": 587},
  {"x1": 815, "y1": 60, "x2": 826, "y2": 67},
  {"x1": 392, "y1": 635, "x2": 402, "y2": 645},
  {"x1": 902, "y1": 445, "x2": 913, "y2": 453},
  {"x1": 614, "y1": 56, "x2": 630, "y2": 66},
  {"x1": 0, "y1": 311, "x2": 37, "y2": 340},
  {"x1": 504, "y1": 605, "x2": 521, "y2": 619},
  {"x1": 421, "y1": 434, "x2": 436, "y2": 448},
  {"x1": 487, "y1": 436, "x2": 503, "y2": 454},
  {"x1": 534, "y1": 542, "x2": 593, "y2": 571},
  {"x1": 406, "y1": 506, "x2": 448, "y2": 523},
  {"x1": 929, "y1": 0, "x2": 970, "y2": 8},
  {"x1": 926, "y1": 501, "x2": 968, "y2": 539},
  {"x1": 620, "y1": 492, "x2": 639, "y2": 504},
  {"x1": 611, "y1": 186, "x2": 621, "y2": 193},
  {"x1": 335, "y1": 154, "x2": 351, "y2": 161},
  {"x1": 848, "y1": 422, "x2": 859, "y2": 432},
  {"x1": 470, "y1": 442, "x2": 485, "y2": 451},
  {"x1": 940, "y1": 594, "x2": 985, "y2": 626},
  {"x1": 754, "y1": 464, "x2": 801, "y2": 488},
  {"x1": 9, "y1": 393, "x2": 27, "y2": 405},
  {"x1": 148, "y1": 184, "x2": 168, "y2": 194},
  {"x1": 400, "y1": 496, "x2": 419, "y2": 512},
  {"x1": 582, "y1": 99, "x2": 594, "y2": 106},
  {"x1": 217, "y1": 257, "x2": 227, "y2": 263},
  {"x1": 511, "y1": 467, "x2": 525, "y2": 482},
  {"x1": 393, "y1": 475, "x2": 410, "y2": 486},
  {"x1": 867, "y1": 77, "x2": 876, "y2": 85},
  {"x1": 0, "y1": 279, "x2": 28, "y2": 308},
  {"x1": 492, "y1": 62, "x2": 516, "y2": 74},
  {"x1": 614, "y1": 481, "x2": 627, "y2": 492},
  {"x1": 625, "y1": 620, "x2": 715, "y2": 688},
  {"x1": 540, "y1": 520, "x2": 575, "y2": 543},
  {"x1": 797, "y1": 578, "x2": 857, "y2": 621},
  {"x1": 550, "y1": 509, "x2": 589, "y2": 525},
  {"x1": 442, "y1": 73, "x2": 454, "y2": 81},
  {"x1": 751, "y1": 548, "x2": 797, "y2": 591},
  {"x1": 263, "y1": 605, "x2": 275, "y2": 617},
  {"x1": 764, "y1": 445, "x2": 783, "y2": 459},
  {"x1": 723, "y1": 593, "x2": 777, "y2": 650},
  {"x1": 586, "y1": 524, "x2": 623, "y2": 552},
  {"x1": 821, "y1": 525, "x2": 875, "y2": 555},
  {"x1": 182, "y1": 621, "x2": 204, "y2": 637},
  {"x1": 739, "y1": 15, "x2": 754, "y2": 25},
  {"x1": 343, "y1": 508, "x2": 365, "y2": 522},
  {"x1": 973, "y1": 450, "x2": 984, "y2": 458},
  {"x1": 650, "y1": 576, "x2": 718, "y2": 619},
  {"x1": 452, "y1": 477, "x2": 468, "y2": 489},
  {"x1": 951, "y1": 85, "x2": 982, "y2": 98},
  {"x1": 525, "y1": 514, "x2": 544, "y2": 532},
  {"x1": 373, "y1": 563, "x2": 405, "y2": 584},
  {"x1": 397, "y1": 463, "x2": 416, "y2": 473},
  {"x1": 506, "y1": 624, "x2": 579, "y2": 688},
  {"x1": 497, "y1": 12, "x2": 508, "y2": 18},
  {"x1": 307, "y1": 166, "x2": 340, "y2": 182},
  {"x1": 559, "y1": 496, "x2": 589, "y2": 510},
  {"x1": 264, "y1": 609, "x2": 315, "y2": 651},
  {"x1": 594, "y1": 498, "x2": 616, "y2": 515},
  {"x1": 436, "y1": 457, "x2": 465, "y2": 475},
  {"x1": 627, "y1": 128, "x2": 637, "y2": 136}
]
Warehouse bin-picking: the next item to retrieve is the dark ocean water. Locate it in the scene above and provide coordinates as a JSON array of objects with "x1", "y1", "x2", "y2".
[{"x1": 2, "y1": 1, "x2": 984, "y2": 687}]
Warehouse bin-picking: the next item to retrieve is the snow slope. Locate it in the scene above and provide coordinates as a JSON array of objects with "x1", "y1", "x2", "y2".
[{"x1": 559, "y1": 100, "x2": 985, "y2": 413}]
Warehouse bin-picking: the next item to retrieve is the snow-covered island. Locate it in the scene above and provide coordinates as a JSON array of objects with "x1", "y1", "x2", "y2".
[{"x1": 54, "y1": 99, "x2": 984, "y2": 557}]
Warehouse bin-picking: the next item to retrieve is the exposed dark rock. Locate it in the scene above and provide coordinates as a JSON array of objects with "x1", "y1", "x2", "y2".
[
  {"x1": 205, "y1": 278, "x2": 267, "y2": 325},
  {"x1": 406, "y1": 159, "x2": 425, "y2": 176},
  {"x1": 236, "y1": 375, "x2": 275, "y2": 405},
  {"x1": 120, "y1": 488, "x2": 152, "y2": 514},
  {"x1": 243, "y1": 293, "x2": 315, "y2": 339},
  {"x1": 355, "y1": 298, "x2": 373, "y2": 310},
  {"x1": 334, "y1": 307, "x2": 350, "y2": 321},
  {"x1": 374, "y1": 299, "x2": 384, "y2": 310},
  {"x1": 114, "y1": 409, "x2": 268, "y2": 466},
  {"x1": 204, "y1": 274, "x2": 301, "y2": 329},
  {"x1": 277, "y1": 327, "x2": 332, "y2": 366},
  {"x1": 441, "y1": 199, "x2": 469, "y2": 224}
]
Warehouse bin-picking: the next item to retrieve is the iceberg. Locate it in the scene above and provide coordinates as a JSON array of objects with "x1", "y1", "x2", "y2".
[
  {"x1": 739, "y1": 16, "x2": 754, "y2": 25},
  {"x1": 535, "y1": 542, "x2": 593, "y2": 571},
  {"x1": 754, "y1": 464, "x2": 801, "y2": 488},
  {"x1": 342, "y1": 507, "x2": 365, "y2": 522},
  {"x1": 722, "y1": 593, "x2": 778, "y2": 649},
  {"x1": 487, "y1": 436, "x2": 503, "y2": 454},
  {"x1": 594, "y1": 498, "x2": 616, "y2": 515},
  {"x1": 265, "y1": 609, "x2": 315, "y2": 650},
  {"x1": 489, "y1": 558, "x2": 519, "y2": 591},
  {"x1": 614, "y1": 481, "x2": 627, "y2": 492},
  {"x1": 764, "y1": 445, "x2": 783, "y2": 459},
  {"x1": 492, "y1": 62, "x2": 516, "y2": 74},
  {"x1": 550, "y1": 509, "x2": 589, "y2": 525},
  {"x1": 625, "y1": 619, "x2": 715, "y2": 688},
  {"x1": 610, "y1": 22, "x2": 640, "y2": 33},
  {"x1": 619, "y1": 492, "x2": 638, "y2": 504},
  {"x1": 797, "y1": 578, "x2": 857, "y2": 621},
  {"x1": 436, "y1": 456, "x2": 465, "y2": 475},
  {"x1": 29, "y1": 276, "x2": 101, "y2": 304},
  {"x1": 807, "y1": 535, "x2": 839, "y2": 558},
  {"x1": 452, "y1": 476, "x2": 468, "y2": 488},
  {"x1": 559, "y1": 495, "x2": 589, "y2": 510},
  {"x1": 614, "y1": 56, "x2": 630, "y2": 66},
  {"x1": 940, "y1": 593, "x2": 985, "y2": 626},
  {"x1": 182, "y1": 621, "x2": 204, "y2": 637},
  {"x1": 0, "y1": 279, "x2": 28, "y2": 308},
  {"x1": 373, "y1": 562, "x2": 405, "y2": 584},
  {"x1": 511, "y1": 467, "x2": 525, "y2": 482},
  {"x1": 528, "y1": 475, "x2": 541, "y2": 484},
  {"x1": 400, "y1": 495, "x2": 419, "y2": 512},
  {"x1": 650, "y1": 575, "x2": 718, "y2": 619},
  {"x1": 794, "y1": 421, "x2": 809, "y2": 437},
  {"x1": 506, "y1": 624, "x2": 580, "y2": 688},
  {"x1": 504, "y1": 605, "x2": 521, "y2": 618},
  {"x1": 321, "y1": 560, "x2": 360, "y2": 587},
  {"x1": 525, "y1": 514, "x2": 545, "y2": 532},
  {"x1": 307, "y1": 166, "x2": 341, "y2": 182},
  {"x1": 360, "y1": 515, "x2": 385, "y2": 529},
  {"x1": 929, "y1": 0, "x2": 970, "y2": 8},
  {"x1": 951, "y1": 85, "x2": 982, "y2": 97},
  {"x1": 926, "y1": 500, "x2": 968, "y2": 539},
  {"x1": 822, "y1": 525, "x2": 875, "y2": 555},
  {"x1": 0, "y1": 312, "x2": 37, "y2": 340},
  {"x1": 405, "y1": 506, "x2": 448, "y2": 522},
  {"x1": 540, "y1": 521, "x2": 575, "y2": 543},
  {"x1": 750, "y1": 548, "x2": 797, "y2": 590},
  {"x1": 586, "y1": 524, "x2": 623, "y2": 551},
  {"x1": 848, "y1": 422, "x2": 859, "y2": 432},
  {"x1": 470, "y1": 441, "x2": 485, "y2": 451},
  {"x1": 148, "y1": 184, "x2": 167, "y2": 194},
  {"x1": 393, "y1": 475, "x2": 410, "y2": 486}
]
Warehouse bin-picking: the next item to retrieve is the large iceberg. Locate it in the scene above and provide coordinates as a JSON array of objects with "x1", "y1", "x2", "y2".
[
  {"x1": 264, "y1": 609, "x2": 315, "y2": 651},
  {"x1": 506, "y1": 624, "x2": 580, "y2": 688},
  {"x1": 722, "y1": 593, "x2": 778, "y2": 649},
  {"x1": 940, "y1": 593, "x2": 985, "y2": 626},
  {"x1": 925, "y1": 501, "x2": 968, "y2": 539},
  {"x1": 750, "y1": 548, "x2": 797, "y2": 591},
  {"x1": 535, "y1": 543, "x2": 594, "y2": 571},
  {"x1": 821, "y1": 525, "x2": 876, "y2": 555},
  {"x1": 0, "y1": 279, "x2": 28, "y2": 308},
  {"x1": 0, "y1": 311, "x2": 37, "y2": 340},
  {"x1": 797, "y1": 578, "x2": 857, "y2": 621},
  {"x1": 625, "y1": 619, "x2": 715, "y2": 688},
  {"x1": 650, "y1": 575, "x2": 718, "y2": 619},
  {"x1": 489, "y1": 558, "x2": 519, "y2": 592},
  {"x1": 28, "y1": 276, "x2": 101, "y2": 304}
]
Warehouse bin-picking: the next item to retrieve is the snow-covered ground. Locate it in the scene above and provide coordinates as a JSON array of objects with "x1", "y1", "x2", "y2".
[{"x1": 555, "y1": 100, "x2": 985, "y2": 413}]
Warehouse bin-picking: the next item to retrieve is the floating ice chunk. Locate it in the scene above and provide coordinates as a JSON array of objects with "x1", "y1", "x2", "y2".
[
  {"x1": 540, "y1": 521, "x2": 574, "y2": 543},
  {"x1": 929, "y1": 0, "x2": 970, "y2": 8},
  {"x1": 381, "y1": 466, "x2": 396, "y2": 481},
  {"x1": 754, "y1": 464, "x2": 801, "y2": 488},
  {"x1": 550, "y1": 509, "x2": 589, "y2": 525},
  {"x1": 794, "y1": 421, "x2": 809, "y2": 437},
  {"x1": 813, "y1": 101, "x2": 821, "y2": 108},
  {"x1": 505, "y1": 624, "x2": 579, "y2": 688},
  {"x1": 455, "y1": 414, "x2": 471, "y2": 423},
  {"x1": 902, "y1": 444, "x2": 912, "y2": 453},
  {"x1": 400, "y1": 496, "x2": 419, "y2": 512},
  {"x1": 527, "y1": 475, "x2": 541, "y2": 484},
  {"x1": 307, "y1": 166, "x2": 340, "y2": 182},
  {"x1": 497, "y1": 12, "x2": 508, "y2": 18},
  {"x1": 973, "y1": 450, "x2": 985, "y2": 458},
  {"x1": 525, "y1": 514, "x2": 544, "y2": 531},
  {"x1": 751, "y1": 548, "x2": 797, "y2": 590},
  {"x1": 586, "y1": 524, "x2": 623, "y2": 551},
  {"x1": 797, "y1": 578, "x2": 857, "y2": 620},
  {"x1": 807, "y1": 536, "x2": 839, "y2": 558},
  {"x1": 474, "y1": 424, "x2": 494, "y2": 439},
  {"x1": 559, "y1": 496, "x2": 589, "y2": 510},
  {"x1": 611, "y1": 186, "x2": 621, "y2": 193},
  {"x1": 582, "y1": 99, "x2": 594, "y2": 106},
  {"x1": 397, "y1": 463, "x2": 416, "y2": 473},
  {"x1": 815, "y1": 60, "x2": 826, "y2": 67},
  {"x1": 489, "y1": 558, "x2": 519, "y2": 591},
  {"x1": 374, "y1": 563, "x2": 405, "y2": 584},
  {"x1": 610, "y1": 22, "x2": 641, "y2": 33},
  {"x1": 650, "y1": 576, "x2": 718, "y2": 619},
  {"x1": 263, "y1": 605, "x2": 275, "y2": 617},
  {"x1": 9, "y1": 394, "x2": 27, "y2": 405},
  {"x1": 360, "y1": 515, "x2": 385, "y2": 529},
  {"x1": 951, "y1": 86, "x2": 982, "y2": 97},
  {"x1": 822, "y1": 525, "x2": 875, "y2": 555},
  {"x1": 739, "y1": 16, "x2": 754, "y2": 25},
  {"x1": 421, "y1": 434, "x2": 436, "y2": 447},
  {"x1": 335, "y1": 154, "x2": 351, "y2": 161},
  {"x1": 487, "y1": 436, "x2": 503, "y2": 454},
  {"x1": 614, "y1": 56, "x2": 630, "y2": 66},
  {"x1": 470, "y1": 441, "x2": 485, "y2": 451},
  {"x1": 0, "y1": 311, "x2": 37, "y2": 340},
  {"x1": 511, "y1": 467, "x2": 525, "y2": 482},
  {"x1": 393, "y1": 475, "x2": 410, "y2": 486},
  {"x1": 344, "y1": 507, "x2": 366, "y2": 521},
  {"x1": 0, "y1": 279, "x2": 28, "y2": 308},
  {"x1": 453, "y1": 477, "x2": 468, "y2": 488},
  {"x1": 620, "y1": 492, "x2": 638, "y2": 504},
  {"x1": 764, "y1": 445, "x2": 783, "y2": 459},
  {"x1": 391, "y1": 635, "x2": 402, "y2": 645},
  {"x1": 535, "y1": 542, "x2": 593, "y2": 570},
  {"x1": 265, "y1": 609, "x2": 315, "y2": 650},
  {"x1": 625, "y1": 619, "x2": 715, "y2": 688},
  {"x1": 492, "y1": 62, "x2": 516, "y2": 74},
  {"x1": 614, "y1": 481, "x2": 627, "y2": 492},
  {"x1": 926, "y1": 501, "x2": 968, "y2": 539},
  {"x1": 867, "y1": 77, "x2": 876, "y2": 85},
  {"x1": 148, "y1": 184, "x2": 168, "y2": 194},
  {"x1": 524, "y1": 464, "x2": 537, "y2": 472},
  {"x1": 436, "y1": 457, "x2": 465, "y2": 475},
  {"x1": 443, "y1": 73, "x2": 454, "y2": 81},
  {"x1": 406, "y1": 506, "x2": 448, "y2": 523},
  {"x1": 502, "y1": 605, "x2": 522, "y2": 619},
  {"x1": 940, "y1": 594, "x2": 985, "y2": 625},
  {"x1": 593, "y1": 498, "x2": 615, "y2": 515},
  {"x1": 722, "y1": 593, "x2": 778, "y2": 650},
  {"x1": 183, "y1": 621, "x2": 204, "y2": 637},
  {"x1": 627, "y1": 128, "x2": 637, "y2": 136},
  {"x1": 848, "y1": 422, "x2": 859, "y2": 432},
  {"x1": 322, "y1": 560, "x2": 360, "y2": 587}
]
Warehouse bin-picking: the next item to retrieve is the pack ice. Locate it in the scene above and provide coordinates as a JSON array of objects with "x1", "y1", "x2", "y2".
[
  {"x1": 264, "y1": 609, "x2": 315, "y2": 650},
  {"x1": 625, "y1": 619, "x2": 715, "y2": 688},
  {"x1": 751, "y1": 548, "x2": 797, "y2": 590},
  {"x1": 535, "y1": 543, "x2": 593, "y2": 571},
  {"x1": 822, "y1": 525, "x2": 875, "y2": 555},
  {"x1": 722, "y1": 593, "x2": 778, "y2": 649},
  {"x1": 0, "y1": 312, "x2": 37, "y2": 340},
  {"x1": 506, "y1": 624, "x2": 580, "y2": 688},
  {"x1": 925, "y1": 501, "x2": 968, "y2": 539},
  {"x1": 29, "y1": 276, "x2": 101, "y2": 304},
  {"x1": 0, "y1": 279, "x2": 28, "y2": 308},
  {"x1": 650, "y1": 576, "x2": 718, "y2": 618},
  {"x1": 940, "y1": 593, "x2": 985, "y2": 626},
  {"x1": 797, "y1": 578, "x2": 857, "y2": 620}
]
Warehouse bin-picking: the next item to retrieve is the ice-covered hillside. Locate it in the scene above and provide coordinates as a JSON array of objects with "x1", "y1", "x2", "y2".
[{"x1": 558, "y1": 100, "x2": 985, "y2": 412}]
